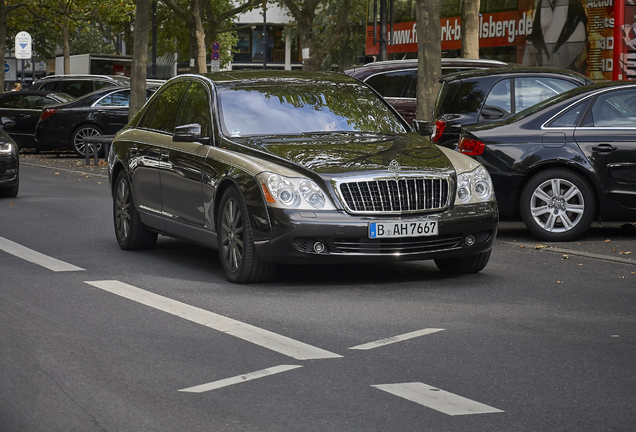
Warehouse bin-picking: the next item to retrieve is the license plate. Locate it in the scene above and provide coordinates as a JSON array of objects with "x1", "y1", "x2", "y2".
[{"x1": 369, "y1": 220, "x2": 438, "y2": 239}]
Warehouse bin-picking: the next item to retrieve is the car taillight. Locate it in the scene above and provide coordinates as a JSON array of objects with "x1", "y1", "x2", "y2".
[
  {"x1": 40, "y1": 108, "x2": 57, "y2": 121},
  {"x1": 458, "y1": 136, "x2": 485, "y2": 156},
  {"x1": 431, "y1": 119, "x2": 446, "y2": 142}
]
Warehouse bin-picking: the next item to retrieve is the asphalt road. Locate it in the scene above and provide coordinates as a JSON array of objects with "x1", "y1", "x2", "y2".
[{"x1": 1, "y1": 156, "x2": 635, "y2": 432}]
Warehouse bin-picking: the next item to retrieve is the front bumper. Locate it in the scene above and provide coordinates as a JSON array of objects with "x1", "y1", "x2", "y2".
[
  {"x1": 0, "y1": 155, "x2": 18, "y2": 187},
  {"x1": 255, "y1": 202, "x2": 498, "y2": 264}
]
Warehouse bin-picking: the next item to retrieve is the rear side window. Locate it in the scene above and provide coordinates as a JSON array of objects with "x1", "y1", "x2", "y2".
[
  {"x1": 139, "y1": 81, "x2": 188, "y2": 133},
  {"x1": 484, "y1": 79, "x2": 511, "y2": 114},
  {"x1": 365, "y1": 70, "x2": 415, "y2": 98},
  {"x1": 38, "y1": 81, "x2": 59, "y2": 92},
  {"x1": 94, "y1": 80, "x2": 114, "y2": 90},
  {"x1": 95, "y1": 90, "x2": 130, "y2": 107},
  {"x1": 548, "y1": 100, "x2": 591, "y2": 127},
  {"x1": 58, "y1": 81, "x2": 93, "y2": 97}
]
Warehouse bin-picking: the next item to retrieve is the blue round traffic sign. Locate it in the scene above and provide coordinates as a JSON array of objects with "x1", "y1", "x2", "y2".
[{"x1": 4, "y1": 63, "x2": 9, "y2": 73}]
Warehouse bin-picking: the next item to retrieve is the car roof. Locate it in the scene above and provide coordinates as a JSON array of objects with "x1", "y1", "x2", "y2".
[
  {"x1": 440, "y1": 66, "x2": 592, "y2": 83},
  {"x1": 344, "y1": 58, "x2": 514, "y2": 79},
  {"x1": 193, "y1": 70, "x2": 358, "y2": 86},
  {"x1": 0, "y1": 89, "x2": 73, "y2": 98}
]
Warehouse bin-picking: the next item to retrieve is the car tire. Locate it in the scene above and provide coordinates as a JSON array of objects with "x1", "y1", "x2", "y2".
[
  {"x1": 113, "y1": 171, "x2": 157, "y2": 250},
  {"x1": 72, "y1": 125, "x2": 103, "y2": 158},
  {"x1": 0, "y1": 176, "x2": 18, "y2": 198},
  {"x1": 520, "y1": 169, "x2": 595, "y2": 242},
  {"x1": 218, "y1": 186, "x2": 276, "y2": 283},
  {"x1": 435, "y1": 250, "x2": 491, "y2": 274}
]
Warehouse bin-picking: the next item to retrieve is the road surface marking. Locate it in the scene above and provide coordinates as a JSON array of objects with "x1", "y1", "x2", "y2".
[
  {"x1": 179, "y1": 365, "x2": 302, "y2": 393},
  {"x1": 85, "y1": 280, "x2": 342, "y2": 360},
  {"x1": 349, "y1": 328, "x2": 445, "y2": 350},
  {"x1": 372, "y1": 382, "x2": 504, "y2": 416},
  {"x1": 0, "y1": 236, "x2": 84, "y2": 272}
]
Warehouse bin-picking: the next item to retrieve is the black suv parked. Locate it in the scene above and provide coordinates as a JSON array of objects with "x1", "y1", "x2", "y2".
[
  {"x1": 430, "y1": 67, "x2": 592, "y2": 149},
  {"x1": 31, "y1": 74, "x2": 129, "y2": 98},
  {"x1": 344, "y1": 59, "x2": 514, "y2": 124}
]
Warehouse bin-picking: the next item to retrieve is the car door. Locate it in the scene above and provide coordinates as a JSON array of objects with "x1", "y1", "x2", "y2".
[
  {"x1": 574, "y1": 88, "x2": 636, "y2": 209},
  {"x1": 160, "y1": 80, "x2": 212, "y2": 233},
  {"x1": 130, "y1": 81, "x2": 189, "y2": 227},
  {"x1": 0, "y1": 94, "x2": 39, "y2": 147}
]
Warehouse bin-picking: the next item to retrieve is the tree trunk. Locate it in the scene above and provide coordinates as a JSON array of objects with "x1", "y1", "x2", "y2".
[
  {"x1": 0, "y1": 1, "x2": 7, "y2": 93},
  {"x1": 415, "y1": 0, "x2": 441, "y2": 122},
  {"x1": 461, "y1": 0, "x2": 480, "y2": 59},
  {"x1": 62, "y1": 24, "x2": 71, "y2": 74},
  {"x1": 130, "y1": 0, "x2": 151, "y2": 121},
  {"x1": 191, "y1": 0, "x2": 207, "y2": 73}
]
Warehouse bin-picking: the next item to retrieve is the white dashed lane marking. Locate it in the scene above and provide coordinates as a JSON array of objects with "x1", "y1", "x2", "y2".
[
  {"x1": 349, "y1": 328, "x2": 445, "y2": 350},
  {"x1": 0, "y1": 236, "x2": 84, "y2": 272},
  {"x1": 372, "y1": 382, "x2": 504, "y2": 416},
  {"x1": 85, "y1": 280, "x2": 342, "y2": 361},
  {"x1": 179, "y1": 365, "x2": 303, "y2": 393}
]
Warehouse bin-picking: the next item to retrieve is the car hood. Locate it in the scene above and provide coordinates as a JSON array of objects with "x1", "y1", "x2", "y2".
[{"x1": 232, "y1": 132, "x2": 454, "y2": 177}]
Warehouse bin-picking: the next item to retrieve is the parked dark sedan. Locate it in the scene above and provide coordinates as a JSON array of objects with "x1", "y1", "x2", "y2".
[
  {"x1": 430, "y1": 68, "x2": 592, "y2": 149},
  {"x1": 344, "y1": 58, "x2": 514, "y2": 124},
  {"x1": 35, "y1": 86, "x2": 155, "y2": 157},
  {"x1": 0, "y1": 117, "x2": 19, "y2": 198},
  {"x1": 108, "y1": 71, "x2": 498, "y2": 283},
  {"x1": 458, "y1": 81, "x2": 636, "y2": 242},
  {"x1": 0, "y1": 90, "x2": 74, "y2": 150}
]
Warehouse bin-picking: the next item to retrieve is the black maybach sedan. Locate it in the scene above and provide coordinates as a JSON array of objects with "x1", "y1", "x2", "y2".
[
  {"x1": 458, "y1": 81, "x2": 636, "y2": 242},
  {"x1": 108, "y1": 71, "x2": 498, "y2": 283}
]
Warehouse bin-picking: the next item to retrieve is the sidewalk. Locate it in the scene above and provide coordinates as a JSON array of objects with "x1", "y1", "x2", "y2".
[{"x1": 19, "y1": 152, "x2": 108, "y2": 178}]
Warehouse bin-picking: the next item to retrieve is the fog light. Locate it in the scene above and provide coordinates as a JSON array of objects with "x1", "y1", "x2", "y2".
[
  {"x1": 465, "y1": 235, "x2": 475, "y2": 246},
  {"x1": 314, "y1": 241, "x2": 325, "y2": 253}
]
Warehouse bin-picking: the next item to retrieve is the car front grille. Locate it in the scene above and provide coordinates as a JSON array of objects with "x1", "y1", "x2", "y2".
[
  {"x1": 335, "y1": 176, "x2": 450, "y2": 214},
  {"x1": 334, "y1": 235, "x2": 463, "y2": 254}
]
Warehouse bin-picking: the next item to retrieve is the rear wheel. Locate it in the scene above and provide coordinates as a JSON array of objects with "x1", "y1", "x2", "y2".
[
  {"x1": 113, "y1": 171, "x2": 157, "y2": 250},
  {"x1": 520, "y1": 169, "x2": 595, "y2": 242},
  {"x1": 435, "y1": 250, "x2": 491, "y2": 274},
  {"x1": 218, "y1": 186, "x2": 276, "y2": 283},
  {"x1": 72, "y1": 125, "x2": 103, "y2": 157}
]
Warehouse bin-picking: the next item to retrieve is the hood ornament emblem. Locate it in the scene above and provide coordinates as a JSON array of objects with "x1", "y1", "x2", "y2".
[{"x1": 388, "y1": 159, "x2": 401, "y2": 175}]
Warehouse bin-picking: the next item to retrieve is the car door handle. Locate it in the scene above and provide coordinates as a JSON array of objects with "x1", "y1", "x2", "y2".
[{"x1": 592, "y1": 144, "x2": 617, "y2": 154}]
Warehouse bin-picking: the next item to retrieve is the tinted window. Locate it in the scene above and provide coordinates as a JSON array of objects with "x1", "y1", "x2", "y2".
[
  {"x1": 38, "y1": 82, "x2": 59, "y2": 92},
  {"x1": 95, "y1": 90, "x2": 130, "y2": 107},
  {"x1": 22, "y1": 95, "x2": 49, "y2": 109},
  {"x1": 176, "y1": 82, "x2": 212, "y2": 137},
  {"x1": 515, "y1": 77, "x2": 578, "y2": 112},
  {"x1": 589, "y1": 89, "x2": 636, "y2": 127},
  {"x1": 139, "y1": 81, "x2": 188, "y2": 133},
  {"x1": 0, "y1": 94, "x2": 21, "y2": 108},
  {"x1": 58, "y1": 81, "x2": 93, "y2": 97},
  {"x1": 484, "y1": 79, "x2": 511, "y2": 114},
  {"x1": 365, "y1": 70, "x2": 415, "y2": 98},
  {"x1": 94, "y1": 80, "x2": 114, "y2": 90},
  {"x1": 437, "y1": 81, "x2": 486, "y2": 116},
  {"x1": 549, "y1": 100, "x2": 591, "y2": 127}
]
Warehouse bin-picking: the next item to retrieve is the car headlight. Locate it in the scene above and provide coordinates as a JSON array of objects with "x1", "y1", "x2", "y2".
[
  {"x1": 0, "y1": 143, "x2": 13, "y2": 155},
  {"x1": 456, "y1": 165, "x2": 493, "y2": 204},
  {"x1": 257, "y1": 172, "x2": 335, "y2": 210}
]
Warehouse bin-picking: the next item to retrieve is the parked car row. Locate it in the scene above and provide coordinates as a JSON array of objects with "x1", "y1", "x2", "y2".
[{"x1": 0, "y1": 117, "x2": 19, "y2": 198}]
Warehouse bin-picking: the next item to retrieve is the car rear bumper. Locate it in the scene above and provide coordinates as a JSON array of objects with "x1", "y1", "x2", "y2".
[{"x1": 255, "y1": 202, "x2": 498, "y2": 264}]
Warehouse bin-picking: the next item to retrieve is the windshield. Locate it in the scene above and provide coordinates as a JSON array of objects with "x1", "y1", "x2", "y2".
[{"x1": 217, "y1": 81, "x2": 408, "y2": 137}]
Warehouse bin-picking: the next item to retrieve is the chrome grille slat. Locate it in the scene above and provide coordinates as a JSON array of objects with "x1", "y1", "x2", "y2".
[{"x1": 336, "y1": 176, "x2": 450, "y2": 214}]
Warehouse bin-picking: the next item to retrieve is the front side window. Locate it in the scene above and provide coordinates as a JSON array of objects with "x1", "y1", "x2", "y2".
[
  {"x1": 515, "y1": 77, "x2": 578, "y2": 112},
  {"x1": 139, "y1": 81, "x2": 188, "y2": 133},
  {"x1": 176, "y1": 81, "x2": 212, "y2": 137},
  {"x1": 0, "y1": 95, "x2": 21, "y2": 108}
]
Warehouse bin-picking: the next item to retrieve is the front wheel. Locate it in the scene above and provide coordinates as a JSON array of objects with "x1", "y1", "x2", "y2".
[
  {"x1": 520, "y1": 169, "x2": 595, "y2": 242},
  {"x1": 72, "y1": 125, "x2": 103, "y2": 157},
  {"x1": 435, "y1": 250, "x2": 491, "y2": 274},
  {"x1": 218, "y1": 186, "x2": 276, "y2": 283},
  {"x1": 113, "y1": 171, "x2": 157, "y2": 250}
]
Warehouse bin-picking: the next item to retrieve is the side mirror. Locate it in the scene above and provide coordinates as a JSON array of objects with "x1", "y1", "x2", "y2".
[
  {"x1": 412, "y1": 119, "x2": 433, "y2": 136},
  {"x1": 173, "y1": 123, "x2": 202, "y2": 142},
  {"x1": 480, "y1": 105, "x2": 509, "y2": 120}
]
